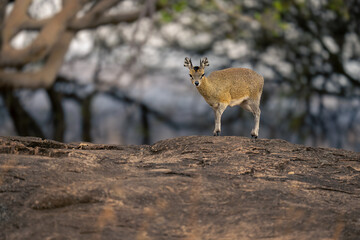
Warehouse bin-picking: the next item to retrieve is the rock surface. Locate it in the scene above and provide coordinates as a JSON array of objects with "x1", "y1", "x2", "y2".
[{"x1": 0, "y1": 136, "x2": 359, "y2": 239}]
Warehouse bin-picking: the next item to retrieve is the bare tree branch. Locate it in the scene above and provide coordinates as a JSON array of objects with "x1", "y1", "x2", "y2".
[
  {"x1": 0, "y1": 0, "x2": 8, "y2": 47},
  {"x1": 0, "y1": 0, "x2": 81, "y2": 67},
  {"x1": 0, "y1": 31, "x2": 74, "y2": 88},
  {"x1": 70, "y1": 9, "x2": 142, "y2": 30},
  {"x1": 17, "y1": 1, "x2": 143, "y2": 31},
  {"x1": 0, "y1": 0, "x2": 147, "y2": 88}
]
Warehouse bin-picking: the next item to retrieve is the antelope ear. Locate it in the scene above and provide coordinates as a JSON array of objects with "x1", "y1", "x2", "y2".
[
  {"x1": 200, "y1": 57, "x2": 209, "y2": 69},
  {"x1": 184, "y1": 57, "x2": 193, "y2": 69}
]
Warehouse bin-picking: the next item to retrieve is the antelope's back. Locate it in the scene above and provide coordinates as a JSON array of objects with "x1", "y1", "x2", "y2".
[{"x1": 208, "y1": 68, "x2": 264, "y2": 100}]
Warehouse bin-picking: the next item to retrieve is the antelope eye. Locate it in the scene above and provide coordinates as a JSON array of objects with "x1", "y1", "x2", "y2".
[
  {"x1": 189, "y1": 74, "x2": 192, "y2": 78},
  {"x1": 201, "y1": 74, "x2": 205, "y2": 78}
]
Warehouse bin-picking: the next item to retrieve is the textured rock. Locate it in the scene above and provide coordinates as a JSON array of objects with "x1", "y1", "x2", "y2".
[{"x1": 0, "y1": 136, "x2": 359, "y2": 239}]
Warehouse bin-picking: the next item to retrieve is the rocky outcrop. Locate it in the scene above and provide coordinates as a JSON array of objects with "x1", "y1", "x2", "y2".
[{"x1": 0, "y1": 136, "x2": 359, "y2": 239}]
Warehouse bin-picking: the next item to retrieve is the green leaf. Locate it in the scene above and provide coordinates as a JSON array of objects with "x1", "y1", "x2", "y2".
[
  {"x1": 158, "y1": 0, "x2": 168, "y2": 7},
  {"x1": 273, "y1": 0, "x2": 283, "y2": 12},
  {"x1": 328, "y1": 0, "x2": 344, "y2": 10},
  {"x1": 328, "y1": 0, "x2": 349, "y2": 19},
  {"x1": 254, "y1": 12, "x2": 261, "y2": 21},
  {"x1": 161, "y1": 11, "x2": 173, "y2": 23},
  {"x1": 279, "y1": 22, "x2": 288, "y2": 30},
  {"x1": 173, "y1": 0, "x2": 187, "y2": 12}
]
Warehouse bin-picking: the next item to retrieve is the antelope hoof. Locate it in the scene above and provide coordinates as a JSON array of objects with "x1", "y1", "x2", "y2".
[
  {"x1": 251, "y1": 129, "x2": 258, "y2": 140},
  {"x1": 213, "y1": 131, "x2": 221, "y2": 136}
]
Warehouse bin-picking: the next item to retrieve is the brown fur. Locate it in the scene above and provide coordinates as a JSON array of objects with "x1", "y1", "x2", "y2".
[
  {"x1": 198, "y1": 68, "x2": 264, "y2": 107},
  {"x1": 184, "y1": 57, "x2": 264, "y2": 137}
]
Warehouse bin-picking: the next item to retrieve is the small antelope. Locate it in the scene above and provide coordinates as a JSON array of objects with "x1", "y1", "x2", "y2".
[{"x1": 184, "y1": 57, "x2": 264, "y2": 138}]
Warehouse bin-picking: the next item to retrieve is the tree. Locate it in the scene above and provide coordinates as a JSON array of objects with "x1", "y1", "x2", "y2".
[
  {"x1": 0, "y1": 0, "x2": 359, "y2": 150},
  {"x1": 158, "y1": 0, "x2": 360, "y2": 149},
  {"x1": 235, "y1": 0, "x2": 360, "y2": 147},
  {"x1": 0, "y1": 0, "x2": 144, "y2": 88},
  {"x1": 0, "y1": 0, "x2": 153, "y2": 142}
]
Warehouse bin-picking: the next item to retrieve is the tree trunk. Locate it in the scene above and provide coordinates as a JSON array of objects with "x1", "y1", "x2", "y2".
[
  {"x1": 0, "y1": 0, "x2": 8, "y2": 48},
  {"x1": 47, "y1": 87, "x2": 65, "y2": 142},
  {"x1": 1, "y1": 90, "x2": 45, "y2": 138},
  {"x1": 140, "y1": 104, "x2": 150, "y2": 145},
  {"x1": 82, "y1": 94, "x2": 94, "y2": 142}
]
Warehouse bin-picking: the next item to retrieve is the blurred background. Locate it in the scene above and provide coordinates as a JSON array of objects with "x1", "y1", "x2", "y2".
[{"x1": 0, "y1": 0, "x2": 359, "y2": 151}]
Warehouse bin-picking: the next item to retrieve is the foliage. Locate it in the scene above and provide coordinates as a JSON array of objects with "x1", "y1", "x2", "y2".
[
  {"x1": 0, "y1": 0, "x2": 359, "y2": 150},
  {"x1": 161, "y1": 0, "x2": 360, "y2": 148}
]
